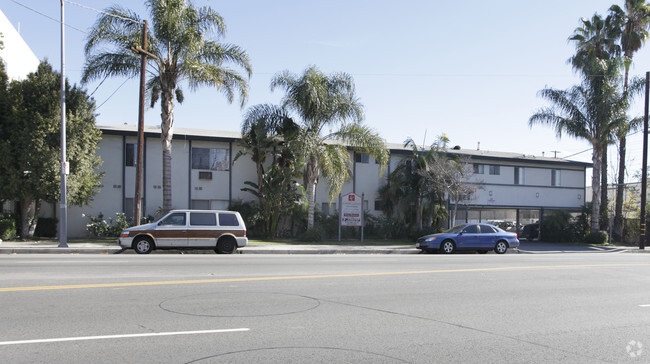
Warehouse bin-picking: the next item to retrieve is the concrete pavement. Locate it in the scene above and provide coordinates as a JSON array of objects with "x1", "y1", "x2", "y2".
[{"x1": 0, "y1": 239, "x2": 645, "y2": 254}]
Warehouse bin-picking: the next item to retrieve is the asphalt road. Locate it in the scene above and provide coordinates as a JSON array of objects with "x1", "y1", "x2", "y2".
[{"x1": 0, "y1": 253, "x2": 648, "y2": 363}]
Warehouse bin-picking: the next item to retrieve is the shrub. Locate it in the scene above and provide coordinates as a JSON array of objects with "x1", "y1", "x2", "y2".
[
  {"x1": 299, "y1": 227, "x2": 325, "y2": 242},
  {"x1": 0, "y1": 216, "x2": 17, "y2": 240},
  {"x1": 85, "y1": 212, "x2": 131, "y2": 237},
  {"x1": 34, "y1": 217, "x2": 58, "y2": 238},
  {"x1": 584, "y1": 230, "x2": 608, "y2": 245}
]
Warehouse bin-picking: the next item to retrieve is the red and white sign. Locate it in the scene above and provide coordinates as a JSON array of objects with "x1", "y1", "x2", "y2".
[{"x1": 340, "y1": 193, "x2": 363, "y2": 227}]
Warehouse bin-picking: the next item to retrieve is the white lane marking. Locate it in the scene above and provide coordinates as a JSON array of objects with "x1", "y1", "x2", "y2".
[
  {"x1": 639, "y1": 304, "x2": 650, "y2": 307},
  {"x1": 0, "y1": 328, "x2": 249, "y2": 346}
]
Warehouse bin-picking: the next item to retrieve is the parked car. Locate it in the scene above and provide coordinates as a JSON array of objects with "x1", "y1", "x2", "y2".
[
  {"x1": 416, "y1": 223, "x2": 519, "y2": 254},
  {"x1": 118, "y1": 210, "x2": 248, "y2": 254},
  {"x1": 520, "y1": 223, "x2": 540, "y2": 241}
]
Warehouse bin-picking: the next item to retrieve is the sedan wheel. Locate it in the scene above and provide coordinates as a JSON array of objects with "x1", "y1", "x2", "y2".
[
  {"x1": 441, "y1": 240, "x2": 455, "y2": 254},
  {"x1": 494, "y1": 241, "x2": 508, "y2": 254}
]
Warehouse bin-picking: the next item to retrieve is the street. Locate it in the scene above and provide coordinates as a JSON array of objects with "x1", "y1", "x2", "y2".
[{"x1": 0, "y1": 253, "x2": 648, "y2": 363}]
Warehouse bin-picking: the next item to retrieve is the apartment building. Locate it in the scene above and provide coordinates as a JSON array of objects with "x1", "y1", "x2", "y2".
[{"x1": 58, "y1": 125, "x2": 589, "y2": 237}]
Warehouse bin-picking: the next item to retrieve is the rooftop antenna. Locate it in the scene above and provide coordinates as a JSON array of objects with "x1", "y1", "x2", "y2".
[
  {"x1": 477, "y1": 141, "x2": 480, "y2": 151},
  {"x1": 550, "y1": 150, "x2": 560, "y2": 158}
]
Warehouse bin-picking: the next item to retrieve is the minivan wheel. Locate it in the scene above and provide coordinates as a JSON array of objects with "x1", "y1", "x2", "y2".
[
  {"x1": 441, "y1": 240, "x2": 455, "y2": 254},
  {"x1": 495, "y1": 241, "x2": 508, "y2": 254},
  {"x1": 134, "y1": 237, "x2": 154, "y2": 254},
  {"x1": 216, "y1": 237, "x2": 237, "y2": 254}
]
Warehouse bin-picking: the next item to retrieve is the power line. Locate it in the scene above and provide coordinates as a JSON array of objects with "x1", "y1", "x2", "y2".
[
  {"x1": 63, "y1": 0, "x2": 141, "y2": 25},
  {"x1": 96, "y1": 77, "x2": 135, "y2": 110},
  {"x1": 9, "y1": 0, "x2": 87, "y2": 34}
]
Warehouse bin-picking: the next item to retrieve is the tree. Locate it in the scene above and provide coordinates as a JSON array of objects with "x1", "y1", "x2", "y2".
[
  {"x1": 569, "y1": 12, "x2": 623, "y2": 229},
  {"x1": 82, "y1": 0, "x2": 252, "y2": 213},
  {"x1": 609, "y1": 0, "x2": 650, "y2": 240},
  {"x1": 0, "y1": 62, "x2": 103, "y2": 237},
  {"x1": 427, "y1": 153, "x2": 478, "y2": 228},
  {"x1": 236, "y1": 103, "x2": 302, "y2": 237},
  {"x1": 530, "y1": 75, "x2": 624, "y2": 233},
  {"x1": 270, "y1": 66, "x2": 389, "y2": 229}
]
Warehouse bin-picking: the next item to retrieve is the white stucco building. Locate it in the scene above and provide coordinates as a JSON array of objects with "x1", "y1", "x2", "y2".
[
  {"x1": 0, "y1": 9, "x2": 39, "y2": 81},
  {"x1": 55, "y1": 125, "x2": 589, "y2": 238}
]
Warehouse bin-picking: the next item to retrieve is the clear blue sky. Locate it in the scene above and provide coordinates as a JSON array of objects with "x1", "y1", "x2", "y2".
[{"x1": 3, "y1": 0, "x2": 649, "y2": 181}]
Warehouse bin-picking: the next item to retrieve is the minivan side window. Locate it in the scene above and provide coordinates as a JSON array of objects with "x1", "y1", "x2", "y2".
[
  {"x1": 159, "y1": 213, "x2": 186, "y2": 226},
  {"x1": 190, "y1": 212, "x2": 217, "y2": 226},
  {"x1": 219, "y1": 213, "x2": 239, "y2": 226}
]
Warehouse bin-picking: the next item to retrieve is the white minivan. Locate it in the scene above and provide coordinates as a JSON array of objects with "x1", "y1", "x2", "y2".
[{"x1": 118, "y1": 210, "x2": 247, "y2": 254}]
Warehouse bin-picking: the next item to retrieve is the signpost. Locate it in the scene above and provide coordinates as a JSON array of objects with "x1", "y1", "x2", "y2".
[{"x1": 339, "y1": 192, "x2": 364, "y2": 242}]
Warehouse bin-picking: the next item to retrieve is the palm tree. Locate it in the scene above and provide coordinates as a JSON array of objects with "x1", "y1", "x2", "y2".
[
  {"x1": 82, "y1": 0, "x2": 252, "y2": 212},
  {"x1": 568, "y1": 13, "x2": 622, "y2": 229},
  {"x1": 270, "y1": 66, "x2": 389, "y2": 229},
  {"x1": 609, "y1": 0, "x2": 650, "y2": 240},
  {"x1": 530, "y1": 79, "x2": 624, "y2": 233}
]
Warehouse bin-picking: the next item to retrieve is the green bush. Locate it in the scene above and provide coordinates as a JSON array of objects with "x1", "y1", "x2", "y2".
[
  {"x1": 34, "y1": 217, "x2": 58, "y2": 238},
  {"x1": 541, "y1": 210, "x2": 584, "y2": 243},
  {"x1": 0, "y1": 216, "x2": 17, "y2": 240},
  {"x1": 584, "y1": 230, "x2": 608, "y2": 245},
  {"x1": 299, "y1": 227, "x2": 325, "y2": 242},
  {"x1": 85, "y1": 212, "x2": 131, "y2": 237}
]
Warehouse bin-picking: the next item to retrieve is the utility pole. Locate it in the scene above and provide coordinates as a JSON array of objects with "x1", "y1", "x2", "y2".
[
  {"x1": 133, "y1": 20, "x2": 149, "y2": 226},
  {"x1": 58, "y1": 0, "x2": 68, "y2": 248},
  {"x1": 640, "y1": 72, "x2": 649, "y2": 250}
]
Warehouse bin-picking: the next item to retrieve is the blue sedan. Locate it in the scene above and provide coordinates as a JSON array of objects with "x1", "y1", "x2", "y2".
[{"x1": 416, "y1": 223, "x2": 520, "y2": 254}]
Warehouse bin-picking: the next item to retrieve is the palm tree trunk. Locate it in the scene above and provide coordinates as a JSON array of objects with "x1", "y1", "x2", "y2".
[
  {"x1": 415, "y1": 195, "x2": 423, "y2": 231},
  {"x1": 305, "y1": 154, "x2": 319, "y2": 230},
  {"x1": 613, "y1": 135, "x2": 627, "y2": 242},
  {"x1": 160, "y1": 85, "x2": 175, "y2": 213},
  {"x1": 600, "y1": 150, "x2": 608, "y2": 231},
  {"x1": 591, "y1": 145, "x2": 602, "y2": 233},
  {"x1": 614, "y1": 65, "x2": 631, "y2": 242}
]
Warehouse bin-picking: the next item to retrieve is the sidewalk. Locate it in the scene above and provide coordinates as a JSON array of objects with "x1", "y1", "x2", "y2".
[{"x1": 0, "y1": 240, "x2": 646, "y2": 254}]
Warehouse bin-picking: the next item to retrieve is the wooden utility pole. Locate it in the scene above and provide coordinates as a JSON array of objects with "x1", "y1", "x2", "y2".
[{"x1": 132, "y1": 20, "x2": 157, "y2": 225}]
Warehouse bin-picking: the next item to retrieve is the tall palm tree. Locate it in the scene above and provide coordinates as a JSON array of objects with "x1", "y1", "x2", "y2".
[
  {"x1": 530, "y1": 78, "x2": 624, "y2": 233},
  {"x1": 568, "y1": 12, "x2": 622, "y2": 230},
  {"x1": 270, "y1": 66, "x2": 389, "y2": 229},
  {"x1": 82, "y1": 0, "x2": 252, "y2": 212},
  {"x1": 609, "y1": 0, "x2": 650, "y2": 240}
]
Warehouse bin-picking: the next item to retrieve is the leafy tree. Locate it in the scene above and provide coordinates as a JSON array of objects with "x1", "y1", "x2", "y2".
[
  {"x1": 82, "y1": 0, "x2": 252, "y2": 212},
  {"x1": 0, "y1": 62, "x2": 103, "y2": 237},
  {"x1": 236, "y1": 104, "x2": 302, "y2": 237},
  {"x1": 270, "y1": 66, "x2": 389, "y2": 229},
  {"x1": 609, "y1": 0, "x2": 650, "y2": 240}
]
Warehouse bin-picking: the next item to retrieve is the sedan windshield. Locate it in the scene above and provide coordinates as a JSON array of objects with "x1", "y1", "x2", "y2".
[{"x1": 445, "y1": 225, "x2": 466, "y2": 234}]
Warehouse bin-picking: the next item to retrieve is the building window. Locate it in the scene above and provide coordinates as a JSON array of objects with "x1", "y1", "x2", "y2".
[
  {"x1": 489, "y1": 165, "x2": 500, "y2": 175},
  {"x1": 473, "y1": 164, "x2": 484, "y2": 174},
  {"x1": 321, "y1": 202, "x2": 337, "y2": 215},
  {"x1": 125, "y1": 143, "x2": 136, "y2": 167},
  {"x1": 191, "y1": 199, "x2": 210, "y2": 210},
  {"x1": 192, "y1": 147, "x2": 229, "y2": 171},
  {"x1": 374, "y1": 200, "x2": 383, "y2": 211},
  {"x1": 198, "y1": 171, "x2": 213, "y2": 180},
  {"x1": 552, "y1": 169, "x2": 561, "y2": 186},
  {"x1": 514, "y1": 167, "x2": 524, "y2": 185},
  {"x1": 355, "y1": 153, "x2": 369, "y2": 163}
]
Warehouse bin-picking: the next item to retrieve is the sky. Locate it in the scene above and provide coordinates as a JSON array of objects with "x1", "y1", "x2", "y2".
[{"x1": 2, "y1": 0, "x2": 649, "y2": 182}]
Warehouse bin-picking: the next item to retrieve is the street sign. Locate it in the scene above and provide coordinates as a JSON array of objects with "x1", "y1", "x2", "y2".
[{"x1": 340, "y1": 193, "x2": 363, "y2": 227}]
